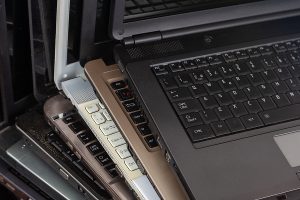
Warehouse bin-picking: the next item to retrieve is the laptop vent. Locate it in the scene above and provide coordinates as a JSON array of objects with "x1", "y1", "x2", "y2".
[{"x1": 127, "y1": 40, "x2": 184, "y2": 59}]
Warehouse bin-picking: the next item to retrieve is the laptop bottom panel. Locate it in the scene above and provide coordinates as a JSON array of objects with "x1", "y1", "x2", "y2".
[{"x1": 123, "y1": 34, "x2": 300, "y2": 199}]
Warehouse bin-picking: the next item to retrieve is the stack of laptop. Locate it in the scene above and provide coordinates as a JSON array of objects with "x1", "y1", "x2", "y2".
[{"x1": 11, "y1": 0, "x2": 300, "y2": 199}]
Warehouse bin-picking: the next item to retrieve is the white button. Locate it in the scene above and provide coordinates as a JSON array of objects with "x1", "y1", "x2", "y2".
[
  {"x1": 91, "y1": 112, "x2": 105, "y2": 125},
  {"x1": 107, "y1": 132, "x2": 126, "y2": 147},
  {"x1": 116, "y1": 144, "x2": 131, "y2": 159},
  {"x1": 100, "y1": 121, "x2": 118, "y2": 136},
  {"x1": 102, "y1": 109, "x2": 111, "y2": 121},
  {"x1": 85, "y1": 104, "x2": 99, "y2": 113},
  {"x1": 98, "y1": 102, "x2": 105, "y2": 109},
  {"x1": 124, "y1": 157, "x2": 138, "y2": 171}
]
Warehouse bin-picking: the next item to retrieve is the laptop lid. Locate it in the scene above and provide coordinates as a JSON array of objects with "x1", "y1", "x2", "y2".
[{"x1": 110, "y1": 0, "x2": 300, "y2": 41}]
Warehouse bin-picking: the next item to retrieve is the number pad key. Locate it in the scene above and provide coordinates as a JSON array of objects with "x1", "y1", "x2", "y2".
[{"x1": 107, "y1": 132, "x2": 126, "y2": 148}]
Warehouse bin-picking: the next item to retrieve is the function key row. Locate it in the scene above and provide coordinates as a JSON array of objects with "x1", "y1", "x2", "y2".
[{"x1": 153, "y1": 39, "x2": 300, "y2": 75}]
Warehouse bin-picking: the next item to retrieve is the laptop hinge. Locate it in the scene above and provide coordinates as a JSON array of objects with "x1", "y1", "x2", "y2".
[{"x1": 124, "y1": 31, "x2": 162, "y2": 46}]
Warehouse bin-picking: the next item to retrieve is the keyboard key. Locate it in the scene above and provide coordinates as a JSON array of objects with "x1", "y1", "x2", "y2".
[
  {"x1": 233, "y1": 76, "x2": 250, "y2": 88},
  {"x1": 153, "y1": 65, "x2": 168, "y2": 75},
  {"x1": 194, "y1": 57, "x2": 209, "y2": 67},
  {"x1": 275, "y1": 67, "x2": 292, "y2": 80},
  {"x1": 137, "y1": 124, "x2": 151, "y2": 136},
  {"x1": 287, "y1": 91, "x2": 300, "y2": 104},
  {"x1": 235, "y1": 50, "x2": 249, "y2": 60},
  {"x1": 259, "y1": 104, "x2": 300, "y2": 125},
  {"x1": 211, "y1": 121, "x2": 230, "y2": 136},
  {"x1": 244, "y1": 87, "x2": 262, "y2": 99},
  {"x1": 182, "y1": 60, "x2": 197, "y2": 70},
  {"x1": 190, "y1": 71, "x2": 207, "y2": 84},
  {"x1": 78, "y1": 131, "x2": 95, "y2": 144},
  {"x1": 233, "y1": 63, "x2": 250, "y2": 75},
  {"x1": 246, "y1": 60, "x2": 264, "y2": 72},
  {"x1": 180, "y1": 112, "x2": 203, "y2": 128},
  {"x1": 116, "y1": 144, "x2": 131, "y2": 159},
  {"x1": 63, "y1": 114, "x2": 77, "y2": 124},
  {"x1": 116, "y1": 89, "x2": 133, "y2": 101},
  {"x1": 273, "y1": 43, "x2": 287, "y2": 53},
  {"x1": 159, "y1": 76, "x2": 177, "y2": 89},
  {"x1": 199, "y1": 95, "x2": 218, "y2": 109},
  {"x1": 247, "y1": 48, "x2": 261, "y2": 58},
  {"x1": 204, "y1": 82, "x2": 222, "y2": 94},
  {"x1": 100, "y1": 121, "x2": 118, "y2": 136},
  {"x1": 169, "y1": 63, "x2": 184, "y2": 72},
  {"x1": 199, "y1": 109, "x2": 218, "y2": 124},
  {"x1": 258, "y1": 84, "x2": 276, "y2": 96},
  {"x1": 130, "y1": 111, "x2": 146, "y2": 124},
  {"x1": 244, "y1": 100, "x2": 262, "y2": 113},
  {"x1": 229, "y1": 103, "x2": 248, "y2": 117},
  {"x1": 91, "y1": 112, "x2": 105, "y2": 125},
  {"x1": 274, "y1": 55, "x2": 290, "y2": 67},
  {"x1": 261, "y1": 70, "x2": 278, "y2": 83},
  {"x1": 87, "y1": 142, "x2": 104, "y2": 155},
  {"x1": 288, "y1": 65, "x2": 300, "y2": 77},
  {"x1": 124, "y1": 157, "x2": 138, "y2": 171},
  {"x1": 123, "y1": 99, "x2": 140, "y2": 112},
  {"x1": 173, "y1": 99, "x2": 202, "y2": 114},
  {"x1": 285, "y1": 41, "x2": 298, "y2": 50},
  {"x1": 144, "y1": 135, "x2": 158, "y2": 148},
  {"x1": 96, "y1": 152, "x2": 112, "y2": 166},
  {"x1": 83, "y1": 170, "x2": 95, "y2": 181},
  {"x1": 105, "y1": 164, "x2": 118, "y2": 178},
  {"x1": 168, "y1": 87, "x2": 192, "y2": 101},
  {"x1": 272, "y1": 94, "x2": 291, "y2": 107},
  {"x1": 285, "y1": 78, "x2": 300, "y2": 91},
  {"x1": 205, "y1": 68, "x2": 222, "y2": 81},
  {"x1": 189, "y1": 85, "x2": 207, "y2": 97},
  {"x1": 175, "y1": 73, "x2": 193, "y2": 86},
  {"x1": 272, "y1": 81, "x2": 289, "y2": 93},
  {"x1": 223, "y1": 53, "x2": 237, "y2": 62},
  {"x1": 187, "y1": 125, "x2": 215, "y2": 142},
  {"x1": 241, "y1": 114, "x2": 264, "y2": 129},
  {"x1": 108, "y1": 132, "x2": 126, "y2": 147},
  {"x1": 247, "y1": 73, "x2": 264, "y2": 86},
  {"x1": 261, "y1": 57, "x2": 277, "y2": 70},
  {"x1": 69, "y1": 121, "x2": 85, "y2": 133},
  {"x1": 287, "y1": 50, "x2": 300, "y2": 64},
  {"x1": 111, "y1": 80, "x2": 126, "y2": 90},
  {"x1": 258, "y1": 97, "x2": 277, "y2": 110},
  {"x1": 230, "y1": 90, "x2": 248, "y2": 102},
  {"x1": 215, "y1": 93, "x2": 233, "y2": 105},
  {"x1": 219, "y1": 65, "x2": 236, "y2": 78},
  {"x1": 219, "y1": 79, "x2": 236, "y2": 91},
  {"x1": 86, "y1": 104, "x2": 99, "y2": 114},
  {"x1": 259, "y1": 46, "x2": 274, "y2": 55},
  {"x1": 207, "y1": 55, "x2": 223, "y2": 65},
  {"x1": 226, "y1": 118, "x2": 245, "y2": 132},
  {"x1": 215, "y1": 106, "x2": 233, "y2": 120}
]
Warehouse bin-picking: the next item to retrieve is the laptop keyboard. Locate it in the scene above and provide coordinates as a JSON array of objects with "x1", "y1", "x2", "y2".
[
  {"x1": 46, "y1": 129, "x2": 115, "y2": 188},
  {"x1": 153, "y1": 39, "x2": 300, "y2": 143}
]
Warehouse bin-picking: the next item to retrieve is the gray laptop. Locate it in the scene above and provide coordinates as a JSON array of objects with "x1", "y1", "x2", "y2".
[{"x1": 91, "y1": 0, "x2": 300, "y2": 199}]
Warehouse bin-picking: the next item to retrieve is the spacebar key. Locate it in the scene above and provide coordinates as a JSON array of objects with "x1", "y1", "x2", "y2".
[{"x1": 259, "y1": 104, "x2": 300, "y2": 125}]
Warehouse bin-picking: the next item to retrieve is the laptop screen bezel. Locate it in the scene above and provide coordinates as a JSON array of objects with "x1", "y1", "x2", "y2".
[{"x1": 110, "y1": 0, "x2": 300, "y2": 41}]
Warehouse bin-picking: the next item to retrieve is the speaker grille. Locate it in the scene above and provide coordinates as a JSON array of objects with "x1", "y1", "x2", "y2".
[{"x1": 127, "y1": 40, "x2": 184, "y2": 59}]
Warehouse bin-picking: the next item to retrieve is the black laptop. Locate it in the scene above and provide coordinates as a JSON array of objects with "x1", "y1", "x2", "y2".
[{"x1": 92, "y1": 0, "x2": 300, "y2": 199}]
